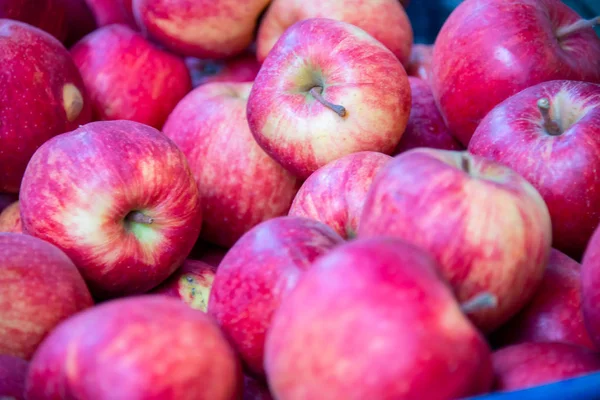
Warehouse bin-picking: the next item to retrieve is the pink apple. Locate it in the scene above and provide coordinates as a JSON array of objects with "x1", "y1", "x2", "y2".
[
  {"x1": 208, "y1": 216, "x2": 343, "y2": 377},
  {"x1": 60, "y1": 0, "x2": 97, "y2": 46},
  {"x1": 151, "y1": 259, "x2": 216, "y2": 312},
  {"x1": 256, "y1": 0, "x2": 413, "y2": 65},
  {"x1": 469, "y1": 80, "x2": 600, "y2": 259},
  {"x1": 163, "y1": 82, "x2": 299, "y2": 247},
  {"x1": 493, "y1": 249, "x2": 594, "y2": 350},
  {"x1": 406, "y1": 44, "x2": 433, "y2": 81},
  {"x1": 243, "y1": 376, "x2": 272, "y2": 400},
  {"x1": 430, "y1": 0, "x2": 600, "y2": 146},
  {"x1": 393, "y1": 77, "x2": 463, "y2": 155},
  {"x1": 493, "y1": 342, "x2": 600, "y2": 391},
  {"x1": 582, "y1": 224, "x2": 600, "y2": 348},
  {"x1": 0, "y1": 0, "x2": 67, "y2": 41},
  {"x1": 71, "y1": 24, "x2": 191, "y2": 129},
  {"x1": 0, "y1": 201, "x2": 22, "y2": 233},
  {"x1": 0, "y1": 355, "x2": 28, "y2": 400},
  {"x1": 359, "y1": 149, "x2": 552, "y2": 332},
  {"x1": 132, "y1": 0, "x2": 270, "y2": 59},
  {"x1": 288, "y1": 151, "x2": 391, "y2": 239},
  {"x1": 85, "y1": 0, "x2": 137, "y2": 28},
  {"x1": 265, "y1": 237, "x2": 493, "y2": 399},
  {"x1": 186, "y1": 52, "x2": 261, "y2": 88},
  {"x1": 0, "y1": 19, "x2": 92, "y2": 193},
  {"x1": 20, "y1": 120, "x2": 202, "y2": 299},
  {"x1": 247, "y1": 18, "x2": 411, "y2": 179},
  {"x1": 0, "y1": 233, "x2": 93, "y2": 360},
  {"x1": 25, "y1": 296, "x2": 242, "y2": 400}
]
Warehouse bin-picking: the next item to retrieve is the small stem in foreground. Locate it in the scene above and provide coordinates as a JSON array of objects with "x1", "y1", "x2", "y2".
[
  {"x1": 460, "y1": 153, "x2": 471, "y2": 174},
  {"x1": 537, "y1": 98, "x2": 562, "y2": 136},
  {"x1": 126, "y1": 210, "x2": 154, "y2": 225},
  {"x1": 309, "y1": 87, "x2": 347, "y2": 117},
  {"x1": 556, "y1": 16, "x2": 600, "y2": 40},
  {"x1": 460, "y1": 293, "x2": 498, "y2": 314}
]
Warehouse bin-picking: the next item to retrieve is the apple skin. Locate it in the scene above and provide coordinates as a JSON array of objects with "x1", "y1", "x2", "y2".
[
  {"x1": 163, "y1": 82, "x2": 299, "y2": 247},
  {"x1": 430, "y1": 0, "x2": 600, "y2": 146},
  {"x1": 492, "y1": 249, "x2": 595, "y2": 350},
  {"x1": 71, "y1": 24, "x2": 191, "y2": 129},
  {"x1": 493, "y1": 342, "x2": 600, "y2": 391},
  {"x1": 393, "y1": 77, "x2": 463, "y2": 155},
  {"x1": 469, "y1": 80, "x2": 600, "y2": 260},
  {"x1": 247, "y1": 18, "x2": 411, "y2": 179},
  {"x1": 265, "y1": 237, "x2": 494, "y2": 400},
  {"x1": 581, "y1": 225, "x2": 600, "y2": 348},
  {"x1": 0, "y1": 233, "x2": 94, "y2": 360},
  {"x1": 151, "y1": 259, "x2": 216, "y2": 312},
  {"x1": 288, "y1": 151, "x2": 391, "y2": 239},
  {"x1": 132, "y1": 0, "x2": 270, "y2": 59},
  {"x1": 256, "y1": 0, "x2": 413, "y2": 66},
  {"x1": 186, "y1": 52, "x2": 261, "y2": 88},
  {"x1": 0, "y1": 355, "x2": 28, "y2": 400},
  {"x1": 0, "y1": 0, "x2": 67, "y2": 41},
  {"x1": 406, "y1": 44, "x2": 433, "y2": 81},
  {"x1": 207, "y1": 216, "x2": 344, "y2": 377},
  {"x1": 359, "y1": 149, "x2": 552, "y2": 332},
  {"x1": 25, "y1": 295, "x2": 243, "y2": 400},
  {"x1": 19, "y1": 120, "x2": 202, "y2": 299},
  {"x1": 0, "y1": 201, "x2": 22, "y2": 233},
  {"x1": 0, "y1": 19, "x2": 92, "y2": 193},
  {"x1": 85, "y1": 0, "x2": 137, "y2": 28}
]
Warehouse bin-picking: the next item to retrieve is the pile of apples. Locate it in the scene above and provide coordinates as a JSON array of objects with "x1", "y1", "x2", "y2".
[{"x1": 2, "y1": 0, "x2": 600, "y2": 398}]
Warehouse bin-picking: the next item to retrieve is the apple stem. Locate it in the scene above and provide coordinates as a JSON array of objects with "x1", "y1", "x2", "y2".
[
  {"x1": 126, "y1": 210, "x2": 154, "y2": 225},
  {"x1": 309, "y1": 87, "x2": 347, "y2": 117},
  {"x1": 460, "y1": 154, "x2": 471, "y2": 174},
  {"x1": 460, "y1": 293, "x2": 498, "y2": 314},
  {"x1": 556, "y1": 16, "x2": 600, "y2": 40},
  {"x1": 537, "y1": 98, "x2": 562, "y2": 136}
]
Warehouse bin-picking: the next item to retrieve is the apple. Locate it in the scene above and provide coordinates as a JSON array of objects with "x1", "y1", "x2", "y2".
[
  {"x1": 25, "y1": 295, "x2": 243, "y2": 400},
  {"x1": 0, "y1": 193, "x2": 17, "y2": 214},
  {"x1": 582, "y1": 224, "x2": 600, "y2": 348},
  {"x1": 85, "y1": 0, "x2": 137, "y2": 28},
  {"x1": 0, "y1": 19, "x2": 92, "y2": 193},
  {"x1": 243, "y1": 375, "x2": 272, "y2": 400},
  {"x1": 60, "y1": 0, "x2": 97, "y2": 46},
  {"x1": 0, "y1": 233, "x2": 93, "y2": 360},
  {"x1": 430, "y1": 0, "x2": 600, "y2": 146},
  {"x1": 256, "y1": 0, "x2": 413, "y2": 65},
  {"x1": 493, "y1": 342, "x2": 600, "y2": 391},
  {"x1": 393, "y1": 77, "x2": 463, "y2": 155},
  {"x1": 247, "y1": 18, "x2": 411, "y2": 179},
  {"x1": 186, "y1": 52, "x2": 261, "y2": 88},
  {"x1": 406, "y1": 44, "x2": 433, "y2": 81},
  {"x1": 0, "y1": 355, "x2": 28, "y2": 400},
  {"x1": 0, "y1": 201, "x2": 22, "y2": 233},
  {"x1": 469, "y1": 80, "x2": 600, "y2": 260},
  {"x1": 151, "y1": 259, "x2": 216, "y2": 312},
  {"x1": 163, "y1": 82, "x2": 299, "y2": 247},
  {"x1": 265, "y1": 237, "x2": 493, "y2": 399},
  {"x1": 288, "y1": 151, "x2": 391, "y2": 239},
  {"x1": 71, "y1": 24, "x2": 191, "y2": 129},
  {"x1": 359, "y1": 149, "x2": 552, "y2": 332},
  {"x1": 492, "y1": 249, "x2": 594, "y2": 350},
  {"x1": 132, "y1": 0, "x2": 270, "y2": 59},
  {"x1": 19, "y1": 120, "x2": 202, "y2": 299},
  {"x1": 0, "y1": 0, "x2": 67, "y2": 41},
  {"x1": 208, "y1": 216, "x2": 343, "y2": 377}
]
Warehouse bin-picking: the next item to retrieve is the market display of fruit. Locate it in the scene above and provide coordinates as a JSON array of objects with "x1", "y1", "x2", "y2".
[{"x1": 1, "y1": 0, "x2": 600, "y2": 399}]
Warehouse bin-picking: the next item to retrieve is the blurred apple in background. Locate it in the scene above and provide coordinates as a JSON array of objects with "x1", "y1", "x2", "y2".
[
  {"x1": 85, "y1": 0, "x2": 137, "y2": 28},
  {"x1": 0, "y1": 19, "x2": 91, "y2": 193},
  {"x1": 71, "y1": 24, "x2": 191, "y2": 129},
  {"x1": 59, "y1": 0, "x2": 97, "y2": 46},
  {"x1": 405, "y1": 44, "x2": 433, "y2": 81},
  {"x1": 243, "y1": 376, "x2": 273, "y2": 400},
  {"x1": 20, "y1": 120, "x2": 202, "y2": 299},
  {"x1": 186, "y1": 52, "x2": 261, "y2": 88},
  {"x1": 288, "y1": 151, "x2": 391, "y2": 239},
  {"x1": 0, "y1": 201, "x2": 22, "y2": 233},
  {"x1": 0, "y1": 355, "x2": 28, "y2": 400},
  {"x1": 430, "y1": 0, "x2": 600, "y2": 146},
  {"x1": 0, "y1": 193, "x2": 17, "y2": 214},
  {"x1": 0, "y1": 0, "x2": 67, "y2": 41},
  {"x1": 248, "y1": 18, "x2": 411, "y2": 179}
]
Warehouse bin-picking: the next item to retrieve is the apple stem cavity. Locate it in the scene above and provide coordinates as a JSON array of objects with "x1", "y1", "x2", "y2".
[
  {"x1": 460, "y1": 292, "x2": 498, "y2": 314},
  {"x1": 309, "y1": 87, "x2": 347, "y2": 118},
  {"x1": 556, "y1": 16, "x2": 600, "y2": 40},
  {"x1": 126, "y1": 210, "x2": 154, "y2": 225},
  {"x1": 537, "y1": 98, "x2": 562, "y2": 136}
]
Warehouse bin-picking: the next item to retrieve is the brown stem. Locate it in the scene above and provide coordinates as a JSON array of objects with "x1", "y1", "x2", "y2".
[
  {"x1": 537, "y1": 98, "x2": 562, "y2": 136},
  {"x1": 309, "y1": 87, "x2": 346, "y2": 117},
  {"x1": 460, "y1": 293, "x2": 497, "y2": 314},
  {"x1": 556, "y1": 16, "x2": 600, "y2": 40},
  {"x1": 126, "y1": 210, "x2": 154, "y2": 225},
  {"x1": 460, "y1": 153, "x2": 471, "y2": 174}
]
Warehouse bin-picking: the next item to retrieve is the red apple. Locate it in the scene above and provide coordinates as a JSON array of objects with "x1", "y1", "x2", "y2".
[
  {"x1": 151, "y1": 259, "x2": 216, "y2": 312},
  {"x1": 393, "y1": 77, "x2": 463, "y2": 155},
  {"x1": 60, "y1": 0, "x2": 97, "y2": 46},
  {"x1": 0, "y1": 201, "x2": 22, "y2": 233},
  {"x1": 0, "y1": 0, "x2": 67, "y2": 41},
  {"x1": 0, "y1": 355, "x2": 28, "y2": 400},
  {"x1": 359, "y1": 149, "x2": 552, "y2": 332},
  {"x1": 265, "y1": 237, "x2": 494, "y2": 399},
  {"x1": 582, "y1": 225, "x2": 600, "y2": 348},
  {"x1": 132, "y1": 0, "x2": 270, "y2": 59},
  {"x1": 247, "y1": 18, "x2": 411, "y2": 179},
  {"x1": 0, "y1": 193, "x2": 17, "y2": 213},
  {"x1": 493, "y1": 342, "x2": 600, "y2": 391},
  {"x1": 0, "y1": 233, "x2": 93, "y2": 360},
  {"x1": 406, "y1": 44, "x2": 433, "y2": 81},
  {"x1": 256, "y1": 0, "x2": 413, "y2": 65},
  {"x1": 469, "y1": 80, "x2": 600, "y2": 259},
  {"x1": 186, "y1": 52, "x2": 261, "y2": 88},
  {"x1": 493, "y1": 249, "x2": 594, "y2": 350},
  {"x1": 163, "y1": 82, "x2": 299, "y2": 247},
  {"x1": 25, "y1": 295, "x2": 242, "y2": 400},
  {"x1": 85, "y1": 0, "x2": 137, "y2": 28},
  {"x1": 71, "y1": 24, "x2": 191, "y2": 129},
  {"x1": 0, "y1": 19, "x2": 92, "y2": 193},
  {"x1": 430, "y1": 0, "x2": 600, "y2": 146},
  {"x1": 208, "y1": 216, "x2": 343, "y2": 377},
  {"x1": 288, "y1": 151, "x2": 391, "y2": 239},
  {"x1": 243, "y1": 376, "x2": 272, "y2": 400},
  {"x1": 19, "y1": 120, "x2": 202, "y2": 299}
]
